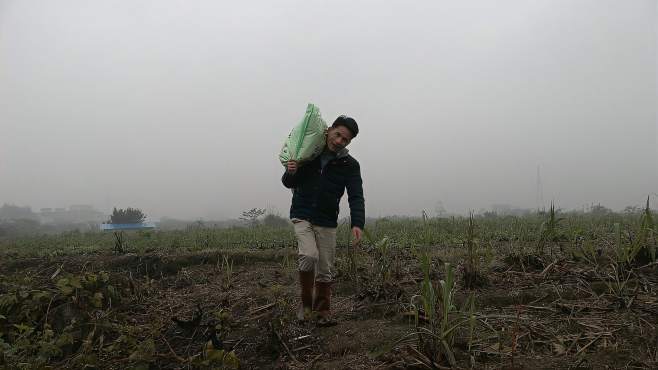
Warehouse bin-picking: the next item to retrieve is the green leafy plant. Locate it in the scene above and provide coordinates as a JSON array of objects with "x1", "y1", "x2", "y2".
[
  {"x1": 625, "y1": 197, "x2": 656, "y2": 265},
  {"x1": 0, "y1": 271, "x2": 125, "y2": 368},
  {"x1": 410, "y1": 259, "x2": 475, "y2": 368},
  {"x1": 374, "y1": 236, "x2": 394, "y2": 283},
  {"x1": 114, "y1": 231, "x2": 126, "y2": 254},
  {"x1": 463, "y1": 212, "x2": 486, "y2": 288},
  {"x1": 537, "y1": 202, "x2": 563, "y2": 255}
]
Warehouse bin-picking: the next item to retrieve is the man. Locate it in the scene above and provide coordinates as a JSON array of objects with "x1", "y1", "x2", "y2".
[{"x1": 281, "y1": 115, "x2": 365, "y2": 326}]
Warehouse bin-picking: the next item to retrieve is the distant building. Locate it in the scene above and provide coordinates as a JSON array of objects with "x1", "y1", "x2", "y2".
[
  {"x1": 38, "y1": 205, "x2": 106, "y2": 224},
  {"x1": 0, "y1": 204, "x2": 39, "y2": 221},
  {"x1": 70, "y1": 205, "x2": 93, "y2": 211}
]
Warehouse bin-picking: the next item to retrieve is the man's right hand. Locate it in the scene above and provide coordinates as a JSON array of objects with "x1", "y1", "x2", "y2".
[{"x1": 286, "y1": 160, "x2": 298, "y2": 174}]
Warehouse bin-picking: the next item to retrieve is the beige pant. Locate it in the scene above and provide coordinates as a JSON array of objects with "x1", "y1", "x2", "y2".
[{"x1": 292, "y1": 218, "x2": 337, "y2": 283}]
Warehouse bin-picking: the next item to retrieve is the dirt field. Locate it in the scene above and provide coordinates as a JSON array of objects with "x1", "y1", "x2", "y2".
[{"x1": 1, "y1": 244, "x2": 657, "y2": 369}]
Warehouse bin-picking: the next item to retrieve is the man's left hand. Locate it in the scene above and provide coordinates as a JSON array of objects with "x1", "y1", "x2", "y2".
[{"x1": 351, "y1": 227, "x2": 363, "y2": 246}]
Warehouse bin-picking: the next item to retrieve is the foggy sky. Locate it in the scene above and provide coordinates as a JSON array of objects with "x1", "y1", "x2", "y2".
[{"x1": 1, "y1": 0, "x2": 657, "y2": 220}]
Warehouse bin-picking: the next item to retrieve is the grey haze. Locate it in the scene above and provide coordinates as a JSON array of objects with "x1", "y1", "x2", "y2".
[{"x1": 1, "y1": 0, "x2": 656, "y2": 220}]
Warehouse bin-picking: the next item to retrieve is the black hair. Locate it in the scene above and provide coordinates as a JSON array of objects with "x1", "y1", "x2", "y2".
[{"x1": 332, "y1": 115, "x2": 359, "y2": 138}]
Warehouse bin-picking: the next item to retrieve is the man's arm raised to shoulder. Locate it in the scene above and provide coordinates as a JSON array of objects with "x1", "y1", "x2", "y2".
[{"x1": 281, "y1": 160, "x2": 299, "y2": 189}]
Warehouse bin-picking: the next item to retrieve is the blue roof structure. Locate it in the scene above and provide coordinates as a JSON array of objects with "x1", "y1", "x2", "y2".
[{"x1": 100, "y1": 223, "x2": 156, "y2": 231}]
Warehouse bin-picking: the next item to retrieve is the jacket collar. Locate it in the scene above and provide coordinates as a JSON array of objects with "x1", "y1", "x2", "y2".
[{"x1": 322, "y1": 147, "x2": 350, "y2": 159}]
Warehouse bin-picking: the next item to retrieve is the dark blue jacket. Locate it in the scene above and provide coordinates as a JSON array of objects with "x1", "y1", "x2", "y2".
[{"x1": 281, "y1": 152, "x2": 365, "y2": 229}]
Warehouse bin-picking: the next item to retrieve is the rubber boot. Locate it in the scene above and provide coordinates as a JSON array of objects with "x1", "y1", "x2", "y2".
[
  {"x1": 297, "y1": 270, "x2": 315, "y2": 322},
  {"x1": 313, "y1": 281, "x2": 337, "y2": 327}
]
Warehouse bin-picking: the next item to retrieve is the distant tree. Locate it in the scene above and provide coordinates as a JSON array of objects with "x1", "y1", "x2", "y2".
[
  {"x1": 590, "y1": 203, "x2": 612, "y2": 215},
  {"x1": 240, "y1": 208, "x2": 266, "y2": 227},
  {"x1": 109, "y1": 207, "x2": 146, "y2": 224},
  {"x1": 262, "y1": 213, "x2": 290, "y2": 228}
]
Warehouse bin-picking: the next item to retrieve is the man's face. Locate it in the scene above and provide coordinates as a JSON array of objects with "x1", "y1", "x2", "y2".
[{"x1": 326, "y1": 125, "x2": 354, "y2": 153}]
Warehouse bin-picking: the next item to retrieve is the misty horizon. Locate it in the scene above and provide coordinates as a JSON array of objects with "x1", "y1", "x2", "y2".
[{"x1": 2, "y1": 0, "x2": 657, "y2": 221}]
